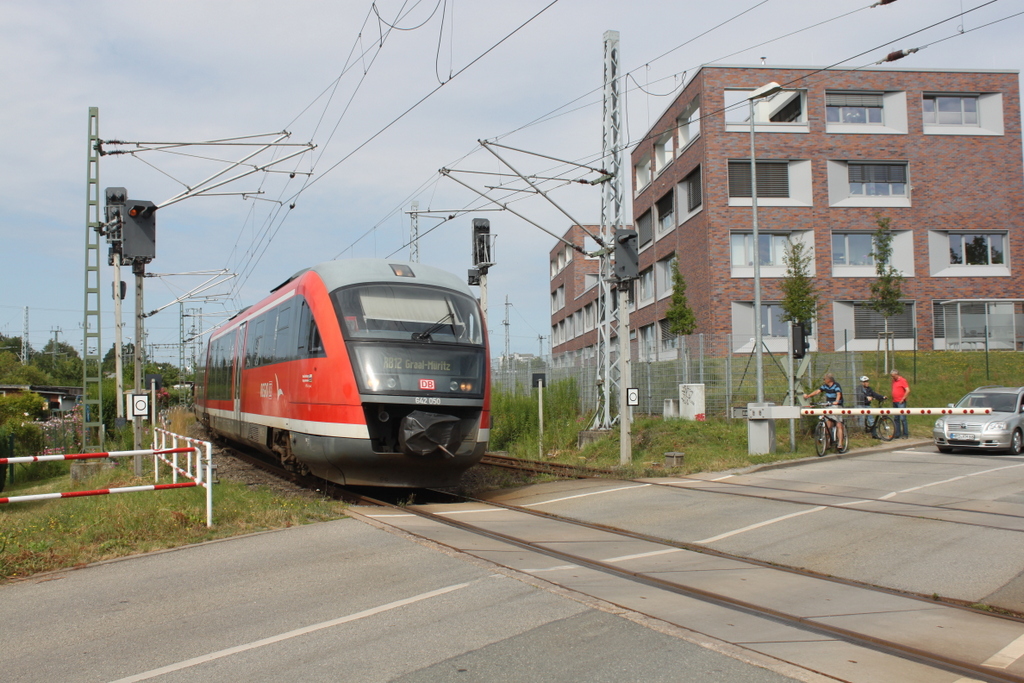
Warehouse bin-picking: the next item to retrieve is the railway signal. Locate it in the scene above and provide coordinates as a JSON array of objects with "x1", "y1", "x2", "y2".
[
  {"x1": 122, "y1": 200, "x2": 157, "y2": 261},
  {"x1": 613, "y1": 228, "x2": 638, "y2": 281}
]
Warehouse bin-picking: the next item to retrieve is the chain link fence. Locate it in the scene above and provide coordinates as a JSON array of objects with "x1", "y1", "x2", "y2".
[{"x1": 492, "y1": 333, "x2": 895, "y2": 418}]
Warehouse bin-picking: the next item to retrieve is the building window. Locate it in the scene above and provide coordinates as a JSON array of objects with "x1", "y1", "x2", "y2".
[
  {"x1": 730, "y1": 233, "x2": 790, "y2": 267},
  {"x1": 637, "y1": 268, "x2": 654, "y2": 303},
  {"x1": 635, "y1": 155, "x2": 652, "y2": 193},
  {"x1": 677, "y1": 97, "x2": 701, "y2": 150},
  {"x1": 584, "y1": 303, "x2": 595, "y2": 331},
  {"x1": 728, "y1": 160, "x2": 789, "y2": 198},
  {"x1": 655, "y1": 192, "x2": 674, "y2": 234},
  {"x1": 550, "y1": 286, "x2": 564, "y2": 313},
  {"x1": 654, "y1": 133, "x2": 674, "y2": 175},
  {"x1": 679, "y1": 166, "x2": 702, "y2": 214},
  {"x1": 949, "y1": 233, "x2": 1005, "y2": 266},
  {"x1": 639, "y1": 323, "x2": 657, "y2": 360},
  {"x1": 655, "y1": 256, "x2": 675, "y2": 299},
  {"x1": 848, "y1": 162, "x2": 906, "y2": 197},
  {"x1": 636, "y1": 210, "x2": 653, "y2": 249},
  {"x1": 760, "y1": 303, "x2": 791, "y2": 338},
  {"x1": 584, "y1": 273, "x2": 599, "y2": 292},
  {"x1": 725, "y1": 89, "x2": 806, "y2": 124},
  {"x1": 853, "y1": 302, "x2": 915, "y2": 339},
  {"x1": 826, "y1": 92, "x2": 883, "y2": 124},
  {"x1": 923, "y1": 95, "x2": 978, "y2": 126},
  {"x1": 832, "y1": 232, "x2": 876, "y2": 266},
  {"x1": 659, "y1": 319, "x2": 677, "y2": 351}
]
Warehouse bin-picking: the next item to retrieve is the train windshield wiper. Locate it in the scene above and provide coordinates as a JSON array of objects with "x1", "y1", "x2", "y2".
[{"x1": 413, "y1": 302, "x2": 456, "y2": 341}]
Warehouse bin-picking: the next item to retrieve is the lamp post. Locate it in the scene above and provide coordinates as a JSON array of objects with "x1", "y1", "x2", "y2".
[{"x1": 748, "y1": 81, "x2": 782, "y2": 404}]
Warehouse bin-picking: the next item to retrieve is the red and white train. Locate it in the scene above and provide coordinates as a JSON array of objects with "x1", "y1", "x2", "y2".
[{"x1": 194, "y1": 259, "x2": 490, "y2": 487}]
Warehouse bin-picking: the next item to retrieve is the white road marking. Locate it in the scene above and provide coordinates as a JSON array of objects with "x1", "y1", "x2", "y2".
[
  {"x1": 710, "y1": 474, "x2": 734, "y2": 481},
  {"x1": 110, "y1": 582, "x2": 471, "y2": 682},
  {"x1": 522, "y1": 484, "x2": 651, "y2": 507},
  {"x1": 899, "y1": 475, "x2": 967, "y2": 493},
  {"x1": 364, "y1": 513, "x2": 416, "y2": 518},
  {"x1": 983, "y1": 632, "x2": 1024, "y2": 669},
  {"x1": 604, "y1": 547, "x2": 684, "y2": 563},
  {"x1": 696, "y1": 507, "x2": 827, "y2": 544}
]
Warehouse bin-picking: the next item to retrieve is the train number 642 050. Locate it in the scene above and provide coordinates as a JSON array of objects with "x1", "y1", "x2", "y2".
[{"x1": 416, "y1": 396, "x2": 442, "y2": 405}]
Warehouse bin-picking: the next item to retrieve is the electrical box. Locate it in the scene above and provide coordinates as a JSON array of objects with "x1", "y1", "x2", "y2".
[{"x1": 123, "y1": 200, "x2": 157, "y2": 261}]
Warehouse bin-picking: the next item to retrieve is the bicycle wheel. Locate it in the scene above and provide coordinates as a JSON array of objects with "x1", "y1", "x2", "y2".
[
  {"x1": 837, "y1": 423, "x2": 849, "y2": 453},
  {"x1": 814, "y1": 421, "x2": 828, "y2": 457},
  {"x1": 875, "y1": 415, "x2": 895, "y2": 442}
]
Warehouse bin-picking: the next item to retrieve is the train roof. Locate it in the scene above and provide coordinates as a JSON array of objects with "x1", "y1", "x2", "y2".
[{"x1": 277, "y1": 259, "x2": 472, "y2": 297}]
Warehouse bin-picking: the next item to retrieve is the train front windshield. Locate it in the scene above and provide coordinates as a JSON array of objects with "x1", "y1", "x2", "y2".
[{"x1": 332, "y1": 284, "x2": 486, "y2": 397}]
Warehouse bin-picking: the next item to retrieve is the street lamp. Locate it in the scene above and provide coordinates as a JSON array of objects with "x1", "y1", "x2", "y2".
[{"x1": 748, "y1": 81, "x2": 782, "y2": 404}]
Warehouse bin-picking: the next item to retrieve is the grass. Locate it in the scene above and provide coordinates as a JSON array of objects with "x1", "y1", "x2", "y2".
[
  {"x1": 1, "y1": 413, "x2": 347, "y2": 582},
  {"x1": 490, "y1": 349, "x2": 1024, "y2": 477}
]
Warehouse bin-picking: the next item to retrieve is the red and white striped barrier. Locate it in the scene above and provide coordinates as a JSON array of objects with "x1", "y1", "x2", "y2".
[
  {"x1": 1, "y1": 440, "x2": 214, "y2": 527},
  {"x1": 153, "y1": 429, "x2": 214, "y2": 527},
  {"x1": 801, "y1": 407, "x2": 992, "y2": 416}
]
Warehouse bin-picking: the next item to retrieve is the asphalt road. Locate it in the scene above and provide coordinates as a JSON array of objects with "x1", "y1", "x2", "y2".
[{"x1": 1, "y1": 517, "x2": 799, "y2": 682}]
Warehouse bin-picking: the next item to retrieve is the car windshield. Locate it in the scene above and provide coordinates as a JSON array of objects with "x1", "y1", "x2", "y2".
[{"x1": 956, "y1": 392, "x2": 1019, "y2": 413}]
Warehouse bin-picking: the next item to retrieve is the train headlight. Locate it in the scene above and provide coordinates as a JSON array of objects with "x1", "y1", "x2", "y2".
[
  {"x1": 460, "y1": 381, "x2": 473, "y2": 392},
  {"x1": 450, "y1": 380, "x2": 460, "y2": 392},
  {"x1": 387, "y1": 377, "x2": 398, "y2": 389},
  {"x1": 367, "y1": 377, "x2": 381, "y2": 390}
]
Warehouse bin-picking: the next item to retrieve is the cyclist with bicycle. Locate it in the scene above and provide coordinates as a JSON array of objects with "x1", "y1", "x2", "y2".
[
  {"x1": 857, "y1": 376, "x2": 887, "y2": 436},
  {"x1": 804, "y1": 373, "x2": 845, "y2": 447}
]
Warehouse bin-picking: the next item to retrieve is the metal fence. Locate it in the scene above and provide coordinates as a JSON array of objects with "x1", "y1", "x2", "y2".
[{"x1": 492, "y1": 333, "x2": 907, "y2": 418}]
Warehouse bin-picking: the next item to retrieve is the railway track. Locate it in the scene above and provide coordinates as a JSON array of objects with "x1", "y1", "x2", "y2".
[
  {"x1": 356, "y1": 487, "x2": 1024, "y2": 683},
  {"x1": 479, "y1": 453, "x2": 617, "y2": 478}
]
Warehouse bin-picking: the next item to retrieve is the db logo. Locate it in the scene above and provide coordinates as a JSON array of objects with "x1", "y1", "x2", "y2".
[{"x1": 419, "y1": 379, "x2": 435, "y2": 390}]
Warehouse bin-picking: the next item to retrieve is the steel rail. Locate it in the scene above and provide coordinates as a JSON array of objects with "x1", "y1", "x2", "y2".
[{"x1": 384, "y1": 493, "x2": 1024, "y2": 683}]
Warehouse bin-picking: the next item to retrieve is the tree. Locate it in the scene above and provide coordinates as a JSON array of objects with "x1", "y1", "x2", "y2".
[
  {"x1": 0, "y1": 350, "x2": 52, "y2": 385},
  {"x1": 664, "y1": 256, "x2": 697, "y2": 336},
  {"x1": 869, "y1": 215, "x2": 905, "y2": 372},
  {"x1": 32, "y1": 340, "x2": 82, "y2": 386},
  {"x1": 779, "y1": 238, "x2": 819, "y2": 328}
]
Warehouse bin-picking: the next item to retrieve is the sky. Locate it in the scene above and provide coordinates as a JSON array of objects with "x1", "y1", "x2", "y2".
[{"x1": 1, "y1": 0, "x2": 1022, "y2": 366}]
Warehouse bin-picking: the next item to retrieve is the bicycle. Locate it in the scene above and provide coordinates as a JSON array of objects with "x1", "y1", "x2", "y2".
[
  {"x1": 863, "y1": 398, "x2": 895, "y2": 442},
  {"x1": 812, "y1": 403, "x2": 849, "y2": 456}
]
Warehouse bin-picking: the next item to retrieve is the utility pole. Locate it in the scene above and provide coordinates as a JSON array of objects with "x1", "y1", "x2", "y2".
[
  {"x1": 409, "y1": 200, "x2": 420, "y2": 263},
  {"x1": 106, "y1": 187, "x2": 128, "y2": 423},
  {"x1": 503, "y1": 296, "x2": 511, "y2": 365},
  {"x1": 21, "y1": 307, "x2": 29, "y2": 365},
  {"x1": 82, "y1": 107, "x2": 104, "y2": 451}
]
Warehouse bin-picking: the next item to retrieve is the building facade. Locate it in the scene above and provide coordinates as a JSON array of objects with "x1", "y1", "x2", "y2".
[{"x1": 553, "y1": 64, "x2": 1024, "y2": 363}]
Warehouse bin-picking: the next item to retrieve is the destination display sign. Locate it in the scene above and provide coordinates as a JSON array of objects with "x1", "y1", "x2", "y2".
[{"x1": 351, "y1": 343, "x2": 485, "y2": 396}]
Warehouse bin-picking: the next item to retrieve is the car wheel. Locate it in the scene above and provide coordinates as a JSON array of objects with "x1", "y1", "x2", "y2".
[
  {"x1": 1009, "y1": 429, "x2": 1024, "y2": 456},
  {"x1": 937, "y1": 446, "x2": 954, "y2": 454}
]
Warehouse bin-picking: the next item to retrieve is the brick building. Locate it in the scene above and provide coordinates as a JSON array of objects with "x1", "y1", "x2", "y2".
[{"x1": 551, "y1": 64, "x2": 1024, "y2": 362}]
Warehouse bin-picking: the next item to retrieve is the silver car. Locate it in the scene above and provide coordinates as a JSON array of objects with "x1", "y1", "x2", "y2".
[{"x1": 933, "y1": 386, "x2": 1024, "y2": 455}]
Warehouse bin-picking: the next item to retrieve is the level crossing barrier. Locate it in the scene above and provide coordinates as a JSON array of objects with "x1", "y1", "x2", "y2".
[
  {"x1": 0, "y1": 442, "x2": 214, "y2": 527},
  {"x1": 153, "y1": 428, "x2": 214, "y2": 527},
  {"x1": 800, "y1": 407, "x2": 992, "y2": 416}
]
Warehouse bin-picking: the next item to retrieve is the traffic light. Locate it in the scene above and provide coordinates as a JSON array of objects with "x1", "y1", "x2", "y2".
[
  {"x1": 793, "y1": 321, "x2": 811, "y2": 359},
  {"x1": 472, "y1": 218, "x2": 492, "y2": 271},
  {"x1": 122, "y1": 200, "x2": 157, "y2": 261},
  {"x1": 613, "y1": 229, "x2": 638, "y2": 281}
]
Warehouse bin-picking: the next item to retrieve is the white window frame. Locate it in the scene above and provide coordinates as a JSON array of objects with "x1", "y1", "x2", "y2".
[
  {"x1": 831, "y1": 230, "x2": 914, "y2": 278},
  {"x1": 724, "y1": 88, "x2": 810, "y2": 134},
  {"x1": 676, "y1": 166, "x2": 702, "y2": 224},
  {"x1": 634, "y1": 155, "x2": 652, "y2": 195},
  {"x1": 637, "y1": 268, "x2": 655, "y2": 306},
  {"x1": 825, "y1": 91, "x2": 908, "y2": 135},
  {"x1": 655, "y1": 256, "x2": 675, "y2": 300},
  {"x1": 826, "y1": 160, "x2": 911, "y2": 208},
  {"x1": 730, "y1": 230, "x2": 815, "y2": 280},
  {"x1": 730, "y1": 301, "x2": 805, "y2": 354},
  {"x1": 676, "y1": 97, "x2": 701, "y2": 153},
  {"x1": 727, "y1": 159, "x2": 812, "y2": 207},
  {"x1": 833, "y1": 301, "x2": 916, "y2": 352},
  {"x1": 654, "y1": 132, "x2": 674, "y2": 176},
  {"x1": 654, "y1": 191, "x2": 674, "y2": 239},
  {"x1": 550, "y1": 285, "x2": 565, "y2": 313},
  {"x1": 928, "y1": 230, "x2": 1010, "y2": 277},
  {"x1": 923, "y1": 92, "x2": 1003, "y2": 136}
]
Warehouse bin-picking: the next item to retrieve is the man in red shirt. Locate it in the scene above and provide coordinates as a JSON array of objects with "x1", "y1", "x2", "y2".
[{"x1": 890, "y1": 369, "x2": 911, "y2": 439}]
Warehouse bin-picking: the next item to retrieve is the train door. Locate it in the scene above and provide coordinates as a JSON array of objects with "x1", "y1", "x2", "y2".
[{"x1": 232, "y1": 322, "x2": 246, "y2": 428}]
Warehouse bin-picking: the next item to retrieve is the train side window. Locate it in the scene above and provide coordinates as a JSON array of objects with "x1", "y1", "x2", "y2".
[
  {"x1": 247, "y1": 317, "x2": 265, "y2": 368},
  {"x1": 297, "y1": 298, "x2": 326, "y2": 359},
  {"x1": 260, "y1": 308, "x2": 279, "y2": 366},
  {"x1": 274, "y1": 303, "x2": 296, "y2": 363}
]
